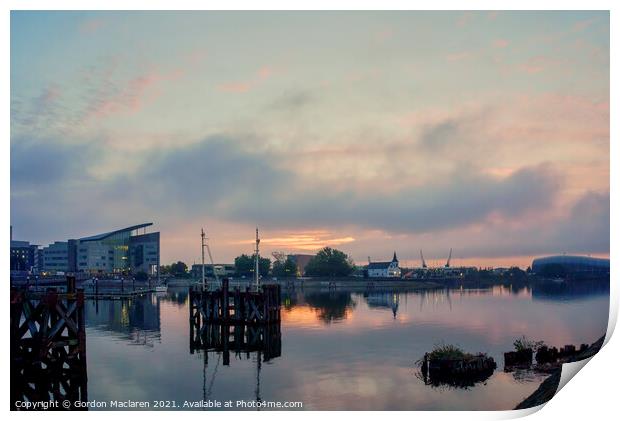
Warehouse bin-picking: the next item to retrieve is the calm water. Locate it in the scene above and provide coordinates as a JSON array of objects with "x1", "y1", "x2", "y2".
[{"x1": 84, "y1": 281, "x2": 609, "y2": 410}]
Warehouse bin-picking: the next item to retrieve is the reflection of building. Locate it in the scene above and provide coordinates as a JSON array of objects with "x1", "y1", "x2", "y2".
[
  {"x1": 367, "y1": 252, "x2": 401, "y2": 278},
  {"x1": 85, "y1": 296, "x2": 161, "y2": 345},
  {"x1": 365, "y1": 292, "x2": 400, "y2": 318},
  {"x1": 191, "y1": 263, "x2": 235, "y2": 278},
  {"x1": 39, "y1": 223, "x2": 160, "y2": 275},
  {"x1": 532, "y1": 255, "x2": 610, "y2": 276},
  {"x1": 288, "y1": 254, "x2": 314, "y2": 276}
]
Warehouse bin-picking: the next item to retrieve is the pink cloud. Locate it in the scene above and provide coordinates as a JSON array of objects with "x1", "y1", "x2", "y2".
[
  {"x1": 257, "y1": 65, "x2": 275, "y2": 80},
  {"x1": 374, "y1": 28, "x2": 394, "y2": 43},
  {"x1": 217, "y1": 82, "x2": 253, "y2": 93},
  {"x1": 217, "y1": 65, "x2": 278, "y2": 94},
  {"x1": 445, "y1": 51, "x2": 472, "y2": 62},
  {"x1": 487, "y1": 11, "x2": 499, "y2": 20},
  {"x1": 79, "y1": 19, "x2": 104, "y2": 35},
  {"x1": 517, "y1": 55, "x2": 561, "y2": 74},
  {"x1": 492, "y1": 39, "x2": 509, "y2": 49},
  {"x1": 85, "y1": 68, "x2": 183, "y2": 121},
  {"x1": 186, "y1": 48, "x2": 208, "y2": 65},
  {"x1": 573, "y1": 18, "x2": 596, "y2": 32},
  {"x1": 456, "y1": 12, "x2": 474, "y2": 27}
]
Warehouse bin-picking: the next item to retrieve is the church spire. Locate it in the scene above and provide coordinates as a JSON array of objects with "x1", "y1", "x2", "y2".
[{"x1": 392, "y1": 251, "x2": 398, "y2": 262}]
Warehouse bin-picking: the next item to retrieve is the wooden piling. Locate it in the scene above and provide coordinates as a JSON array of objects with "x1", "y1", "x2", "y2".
[
  {"x1": 190, "y1": 281, "x2": 280, "y2": 325},
  {"x1": 11, "y1": 288, "x2": 88, "y2": 409}
]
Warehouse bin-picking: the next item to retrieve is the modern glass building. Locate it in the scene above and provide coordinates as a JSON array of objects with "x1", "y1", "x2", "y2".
[{"x1": 41, "y1": 223, "x2": 160, "y2": 275}]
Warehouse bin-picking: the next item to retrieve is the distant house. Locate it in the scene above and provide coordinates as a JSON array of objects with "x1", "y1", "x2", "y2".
[{"x1": 367, "y1": 252, "x2": 401, "y2": 278}]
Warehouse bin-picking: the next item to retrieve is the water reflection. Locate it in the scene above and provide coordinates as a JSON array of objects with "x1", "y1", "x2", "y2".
[
  {"x1": 85, "y1": 296, "x2": 161, "y2": 347},
  {"x1": 190, "y1": 323, "x2": 282, "y2": 363},
  {"x1": 83, "y1": 279, "x2": 609, "y2": 410},
  {"x1": 531, "y1": 279, "x2": 610, "y2": 301},
  {"x1": 287, "y1": 290, "x2": 356, "y2": 324},
  {"x1": 364, "y1": 292, "x2": 400, "y2": 318},
  {"x1": 159, "y1": 289, "x2": 189, "y2": 307},
  {"x1": 417, "y1": 363, "x2": 496, "y2": 390}
]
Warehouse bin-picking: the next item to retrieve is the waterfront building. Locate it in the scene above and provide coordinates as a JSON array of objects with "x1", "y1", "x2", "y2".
[
  {"x1": 41, "y1": 241, "x2": 71, "y2": 273},
  {"x1": 10, "y1": 240, "x2": 40, "y2": 272},
  {"x1": 367, "y1": 252, "x2": 401, "y2": 278},
  {"x1": 531, "y1": 255, "x2": 610, "y2": 276},
  {"x1": 41, "y1": 223, "x2": 160, "y2": 275},
  {"x1": 191, "y1": 263, "x2": 235, "y2": 278}
]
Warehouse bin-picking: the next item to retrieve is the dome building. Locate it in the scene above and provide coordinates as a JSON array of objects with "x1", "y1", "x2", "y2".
[{"x1": 531, "y1": 255, "x2": 609, "y2": 277}]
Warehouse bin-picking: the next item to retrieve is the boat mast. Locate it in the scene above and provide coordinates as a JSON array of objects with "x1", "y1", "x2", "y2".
[
  {"x1": 201, "y1": 228, "x2": 206, "y2": 290},
  {"x1": 255, "y1": 227, "x2": 260, "y2": 291}
]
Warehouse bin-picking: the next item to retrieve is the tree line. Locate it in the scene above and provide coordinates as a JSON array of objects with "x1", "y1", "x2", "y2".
[{"x1": 159, "y1": 247, "x2": 355, "y2": 279}]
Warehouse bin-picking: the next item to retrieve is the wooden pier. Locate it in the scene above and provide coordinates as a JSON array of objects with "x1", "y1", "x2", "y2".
[
  {"x1": 10, "y1": 284, "x2": 88, "y2": 410},
  {"x1": 189, "y1": 278, "x2": 281, "y2": 325},
  {"x1": 189, "y1": 278, "x2": 282, "y2": 366}
]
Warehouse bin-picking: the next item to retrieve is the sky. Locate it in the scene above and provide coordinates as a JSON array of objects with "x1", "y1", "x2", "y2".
[{"x1": 10, "y1": 11, "x2": 610, "y2": 268}]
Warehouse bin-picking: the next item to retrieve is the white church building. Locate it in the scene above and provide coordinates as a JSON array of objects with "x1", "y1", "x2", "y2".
[{"x1": 367, "y1": 252, "x2": 401, "y2": 278}]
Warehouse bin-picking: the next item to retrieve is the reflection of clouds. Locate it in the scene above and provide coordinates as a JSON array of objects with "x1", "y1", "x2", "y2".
[{"x1": 84, "y1": 287, "x2": 608, "y2": 410}]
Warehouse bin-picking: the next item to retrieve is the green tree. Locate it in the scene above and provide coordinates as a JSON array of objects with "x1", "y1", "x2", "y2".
[
  {"x1": 235, "y1": 254, "x2": 270, "y2": 277},
  {"x1": 159, "y1": 262, "x2": 189, "y2": 278},
  {"x1": 304, "y1": 247, "x2": 354, "y2": 277},
  {"x1": 235, "y1": 254, "x2": 253, "y2": 276},
  {"x1": 272, "y1": 257, "x2": 298, "y2": 277},
  {"x1": 504, "y1": 266, "x2": 527, "y2": 281}
]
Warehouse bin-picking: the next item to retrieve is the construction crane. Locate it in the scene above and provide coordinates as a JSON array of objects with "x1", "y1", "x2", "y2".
[
  {"x1": 420, "y1": 250, "x2": 427, "y2": 269},
  {"x1": 445, "y1": 248, "x2": 452, "y2": 268},
  {"x1": 271, "y1": 251, "x2": 287, "y2": 264}
]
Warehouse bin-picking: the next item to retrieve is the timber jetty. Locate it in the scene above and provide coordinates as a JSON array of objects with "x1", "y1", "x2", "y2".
[
  {"x1": 189, "y1": 278, "x2": 282, "y2": 365},
  {"x1": 10, "y1": 282, "x2": 88, "y2": 410},
  {"x1": 189, "y1": 278, "x2": 281, "y2": 325}
]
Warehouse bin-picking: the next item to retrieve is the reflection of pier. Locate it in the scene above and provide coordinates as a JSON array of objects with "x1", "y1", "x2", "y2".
[
  {"x1": 189, "y1": 279, "x2": 282, "y2": 406},
  {"x1": 11, "y1": 288, "x2": 88, "y2": 410},
  {"x1": 190, "y1": 323, "x2": 282, "y2": 364},
  {"x1": 189, "y1": 279, "x2": 282, "y2": 363}
]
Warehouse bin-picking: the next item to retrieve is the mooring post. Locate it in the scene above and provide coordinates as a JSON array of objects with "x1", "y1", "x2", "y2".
[
  {"x1": 66, "y1": 275, "x2": 76, "y2": 294},
  {"x1": 222, "y1": 278, "x2": 229, "y2": 321},
  {"x1": 223, "y1": 324, "x2": 230, "y2": 366}
]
